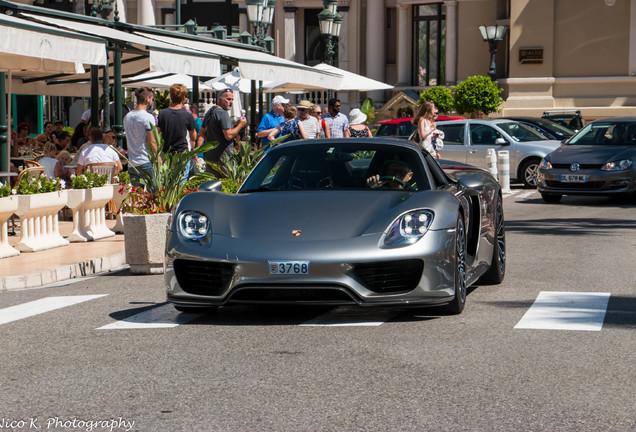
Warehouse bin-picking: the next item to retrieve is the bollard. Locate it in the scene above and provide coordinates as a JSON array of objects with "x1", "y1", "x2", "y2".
[
  {"x1": 497, "y1": 150, "x2": 511, "y2": 192},
  {"x1": 487, "y1": 148, "x2": 498, "y2": 180}
]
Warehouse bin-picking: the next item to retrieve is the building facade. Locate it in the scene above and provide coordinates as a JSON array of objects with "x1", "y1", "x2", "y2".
[{"x1": 23, "y1": 0, "x2": 636, "y2": 121}]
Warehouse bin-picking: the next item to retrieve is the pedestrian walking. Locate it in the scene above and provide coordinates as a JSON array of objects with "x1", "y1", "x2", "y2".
[
  {"x1": 197, "y1": 89, "x2": 247, "y2": 174},
  {"x1": 124, "y1": 87, "x2": 158, "y2": 187},
  {"x1": 311, "y1": 104, "x2": 330, "y2": 138},
  {"x1": 322, "y1": 98, "x2": 350, "y2": 138},
  {"x1": 256, "y1": 95, "x2": 288, "y2": 149},
  {"x1": 412, "y1": 100, "x2": 442, "y2": 158},
  {"x1": 157, "y1": 84, "x2": 197, "y2": 180},
  {"x1": 297, "y1": 100, "x2": 320, "y2": 139},
  {"x1": 267, "y1": 104, "x2": 308, "y2": 143},
  {"x1": 347, "y1": 108, "x2": 372, "y2": 137}
]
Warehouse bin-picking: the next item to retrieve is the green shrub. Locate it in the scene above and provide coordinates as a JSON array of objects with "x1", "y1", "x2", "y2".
[
  {"x1": 453, "y1": 75, "x2": 504, "y2": 117},
  {"x1": 417, "y1": 86, "x2": 455, "y2": 114}
]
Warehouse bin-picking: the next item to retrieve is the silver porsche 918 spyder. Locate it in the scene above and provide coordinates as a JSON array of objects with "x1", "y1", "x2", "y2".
[{"x1": 165, "y1": 138, "x2": 505, "y2": 315}]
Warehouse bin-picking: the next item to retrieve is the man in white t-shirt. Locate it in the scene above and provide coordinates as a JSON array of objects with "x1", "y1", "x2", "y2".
[
  {"x1": 124, "y1": 87, "x2": 158, "y2": 187},
  {"x1": 297, "y1": 100, "x2": 320, "y2": 139},
  {"x1": 76, "y1": 127, "x2": 122, "y2": 175}
]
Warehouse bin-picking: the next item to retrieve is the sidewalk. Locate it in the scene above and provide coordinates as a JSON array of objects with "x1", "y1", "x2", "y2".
[{"x1": 0, "y1": 219, "x2": 127, "y2": 291}]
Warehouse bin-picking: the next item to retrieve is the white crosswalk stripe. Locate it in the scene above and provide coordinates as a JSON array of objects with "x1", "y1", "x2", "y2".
[
  {"x1": 97, "y1": 304, "x2": 202, "y2": 329},
  {"x1": 0, "y1": 295, "x2": 108, "y2": 326},
  {"x1": 515, "y1": 291, "x2": 611, "y2": 331}
]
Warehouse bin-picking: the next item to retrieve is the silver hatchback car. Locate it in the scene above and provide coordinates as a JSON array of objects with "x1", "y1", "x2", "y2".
[{"x1": 435, "y1": 119, "x2": 562, "y2": 187}]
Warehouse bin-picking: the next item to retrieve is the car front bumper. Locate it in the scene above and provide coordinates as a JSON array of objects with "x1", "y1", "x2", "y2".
[
  {"x1": 165, "y1": 228, "x2": 459, "y2": 308},
  {"x1": 537, "y1": 168, "x2": 636, "y2": 195}
]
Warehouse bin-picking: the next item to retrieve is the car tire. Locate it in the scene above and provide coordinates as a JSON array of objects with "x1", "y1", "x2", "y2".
[
  {"x1": 445, "y1": 216, "x2": 467, "y2": 315},
  {"x1": 541, "y1": 192, "x2": 562, "y2": 203},
  {"x1": 519, "y1": 158, "x2": 541, "y2": 188},
  {"x1": 478, "y1": 196, "x2": 506, "y2": 285},
  {"x1": 174, "y1": 305, "x2": 219, "y2": 314}
]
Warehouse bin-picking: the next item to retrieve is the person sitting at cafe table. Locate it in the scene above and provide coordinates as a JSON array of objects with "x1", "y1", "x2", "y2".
[
  {"x1": 76, "y1": 127, "x2": 122, "y2": 176},
  {"x1": 15, "y1": 122, "x2": 34, "y2": 154},
  {"x1": 55, "y1": 150, "x2": 73, "y2": 187},
  {"x1": 36, "y1": 121, "x2": 56, "y2": 148},
  {"x1": 56, "y1": 132, "x2": 71, "y2": 153},
  {"x1": 38, "y1": 142, "x2": 60, "y2": 179}
]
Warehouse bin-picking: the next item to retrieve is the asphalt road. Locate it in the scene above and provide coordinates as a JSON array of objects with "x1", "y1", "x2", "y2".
[{"x1": 1, "y1": 189, "x2": 634, "y2": 432}]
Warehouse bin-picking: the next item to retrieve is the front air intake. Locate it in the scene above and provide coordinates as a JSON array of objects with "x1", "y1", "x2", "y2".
[{"x1": 353, "y1": 259, "x2": 423, "y2": 293}]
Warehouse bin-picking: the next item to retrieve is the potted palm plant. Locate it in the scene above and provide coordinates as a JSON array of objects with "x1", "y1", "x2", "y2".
[{"x1": 118, "y1": 127, "x2": 217, "y2": 274}]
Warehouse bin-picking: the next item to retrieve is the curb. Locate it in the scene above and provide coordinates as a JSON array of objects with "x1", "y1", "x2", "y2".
[{"x1": 0, "y1": 252, "x2": 128, "y2": 291}]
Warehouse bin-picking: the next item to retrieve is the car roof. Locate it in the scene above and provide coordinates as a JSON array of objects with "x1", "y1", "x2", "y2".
[
  {"x1": 274, "y1": 136, "x2": 421, "y2": 151},
  {"x1": 379, "y1": 115, "x2": 464, "y2": 124},
  {"x1": 590, "y1": 116, "x2": 636, "y2": 123}
]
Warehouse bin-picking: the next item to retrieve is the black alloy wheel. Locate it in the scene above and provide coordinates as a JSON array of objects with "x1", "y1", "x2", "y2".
[
  {"x1": 479, "y1": 196, "x2": 506, "y2": 284},
  {"x1": 445, "y1": 216, "x2": 467, "y2": 315}
]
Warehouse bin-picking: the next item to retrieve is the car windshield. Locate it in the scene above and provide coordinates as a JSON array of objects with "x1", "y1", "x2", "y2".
[
  {"x1": 534, "y1": 119, "x2": 575, "y2": 138},
  {"x1": 568, "y1": 121, "x2": 636, "y2": 146},
  {"x1": 497, "y1": 122, "x2": 549, "y2": 142},
  {"x1": 375, "y1": 122, "x2": 415, "y2": 137},
  {"x1": 240, "y1": 142, "x2": 430, "y2": 192}
]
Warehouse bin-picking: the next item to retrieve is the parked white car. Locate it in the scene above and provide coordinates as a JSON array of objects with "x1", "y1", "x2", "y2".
[{"x1": 435, "y1": 119, "x2": 563, "y2": 187}]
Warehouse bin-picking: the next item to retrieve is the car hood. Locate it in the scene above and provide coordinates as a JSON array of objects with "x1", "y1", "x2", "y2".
[
  {"x1": 177, "y1": 190, "x2": 456, "y2": 241},
  {"x1": 517, "y1": 140, "x2": 562, "y2": 151},
  {"x1": 546, "y1": 145, "x2": 636, "y2": 164}
]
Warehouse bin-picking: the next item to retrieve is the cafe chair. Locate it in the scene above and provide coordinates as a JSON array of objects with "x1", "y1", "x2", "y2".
[
  {"x1": 24, "y1": 160, "x2": 42, "y2": 168},
  {"x1": 85, "y1": 162, "x2": 119, "y2": 220},
  {"x1": 15, "y1": 166, "x2": 46, "y2": 185},
  {"x1": 85, "y1": 162, "x2": 118, "y2": 183}
]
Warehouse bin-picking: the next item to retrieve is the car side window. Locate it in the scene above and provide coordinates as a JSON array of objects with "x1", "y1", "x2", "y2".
[
  {"x1": 437, "y1": 124, "x2": 465, "y2": 145},
  {"x1": 470, "y1": 124, "x2": 503, "y2": 145}
]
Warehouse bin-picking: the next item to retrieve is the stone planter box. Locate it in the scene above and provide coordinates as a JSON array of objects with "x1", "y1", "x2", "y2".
[
  {"x1": 67, "y1": 185, "x2": 115, "y2": 242},
  {"x1": 110, "y1": 184, "x2": 129, "y2": 234},
  {"x1": 15, "y1": 190, "x2": 69, "y2": 252},
  {"x1": 0, "y1": 195, "x2": 20, "y2": 258},
  {"x1": 123, "y1": 213, "x2": 170, "y2": 275}
]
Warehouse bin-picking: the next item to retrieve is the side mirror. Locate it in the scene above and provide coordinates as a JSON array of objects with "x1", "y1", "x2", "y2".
[
  {"x1": 495, "y1": 138, "x2": 509, "y2": 146},
  {"x1": 198, "y1": 180, "x2": 223, "y2": 192}
]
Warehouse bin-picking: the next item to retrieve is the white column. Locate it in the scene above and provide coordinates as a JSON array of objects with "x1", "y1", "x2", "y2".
[
  {"x1": 115, "y1": 0, "x2": 127, "y2": 22},
  {"x1": 137, "y1": 0, "x2": 156, "y2": 26},
  {"x1": 396, "y1": 4, "x2": 410, "y2": 85},
  {"x1": 284, "y1": 7, "x2": 297, "y2": 61},
  {"x1": 366, "y1": 0, "x2": 385, "y2": 81},
  {"x1": 630, "y1": 0, "x2": 636, "y2": 75},
  {"x1": 445, "y1": 0, "x2": 458, "y2": 84},
  {"x1": 337, "y1": 6, "x2": 350, "y2": 69}
]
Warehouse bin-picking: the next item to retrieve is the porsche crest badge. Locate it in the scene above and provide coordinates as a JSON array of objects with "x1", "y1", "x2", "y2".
[{"x1": 292, "y1": 230, "x2": 302, "y2": 237}]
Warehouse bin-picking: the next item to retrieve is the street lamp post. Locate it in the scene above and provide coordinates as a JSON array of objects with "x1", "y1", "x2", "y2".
[
  {"x1": 246, "y1": 0, "x2": 276, "y2": 50},
  {"x1": 318, "y1": 0, "x2": 342, "y2": 66},
  {"x1": 479, "y1": 25, "x2": 506, "y2": 81},
  {"x1": 245, "y1": 0, "x2": 276, "y2": 143}
]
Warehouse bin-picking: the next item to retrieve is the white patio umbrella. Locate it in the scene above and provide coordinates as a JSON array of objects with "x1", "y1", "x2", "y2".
[
  {"x1": 263, "y1": 63, "x2": 393, "y2": 93},
  {"x1": 122, "y1": 72, "x2": 213, "y2": 90},
  {"x1": 204, "y1": 68, "x2": 257, "y2": 93}
]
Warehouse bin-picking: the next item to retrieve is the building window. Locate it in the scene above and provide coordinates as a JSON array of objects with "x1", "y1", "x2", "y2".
[{"x1": 412, "y1": 4, "x2": 445, "y2": 86}]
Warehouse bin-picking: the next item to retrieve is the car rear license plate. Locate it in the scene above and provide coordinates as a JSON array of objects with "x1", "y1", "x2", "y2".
[
  {"x1": 559, "y1": 174, "x2": 588, "y2": 183},
  {"x1": 269, "y1": 261, "x2": 309, "y2": 275}
]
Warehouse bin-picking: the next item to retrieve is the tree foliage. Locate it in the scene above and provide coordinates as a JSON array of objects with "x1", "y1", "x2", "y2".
[
  {"x1": 417, "y1": 86, "x2": 455, "y2": 114},
  {"x1": 453, "y1": 75, "x2": 504, "y2": 117},
  {"x1": 360, "y1": 98, "x2": 375, "y2": 124}
]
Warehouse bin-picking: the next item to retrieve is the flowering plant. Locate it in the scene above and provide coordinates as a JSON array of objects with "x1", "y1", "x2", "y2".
[
  {"x1": 15, "y1": 172, "x2": 63, "y2": 195},
  {"x1": 71, "y1": 172, "x2": 108, "y2": 189},
  {"x1": 116, "y1": 127, "x2": 218, "y2": 214},
  {"x1": 0, "y1": 181, "x2": 13, "y2": 198}
]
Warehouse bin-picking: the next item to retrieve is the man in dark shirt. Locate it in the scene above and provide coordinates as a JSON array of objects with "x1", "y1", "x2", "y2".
[
  {"x1": 197, "y1": 89, "x2": 247, "y2": 173},
  {"x1": 157, "y1": 84, "x2": 196, "y2": 154},
  {"x1": 157, "y1": 84, "x2": 197, "y2": 180}
]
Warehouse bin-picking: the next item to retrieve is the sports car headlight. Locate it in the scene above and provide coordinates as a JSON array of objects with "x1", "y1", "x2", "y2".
[
  {"x1": 384, "y1": 210, "x2": 434, "y2": 247},
  {"x1": 539, "y1": 158, "x2": 552, "y2": 170},
  {"x1": 177, "y1": 211, "x2": 210, "y2": 241},
  {"x1": 601, "y1": 159, "x2": 633, "y2": 171}
]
